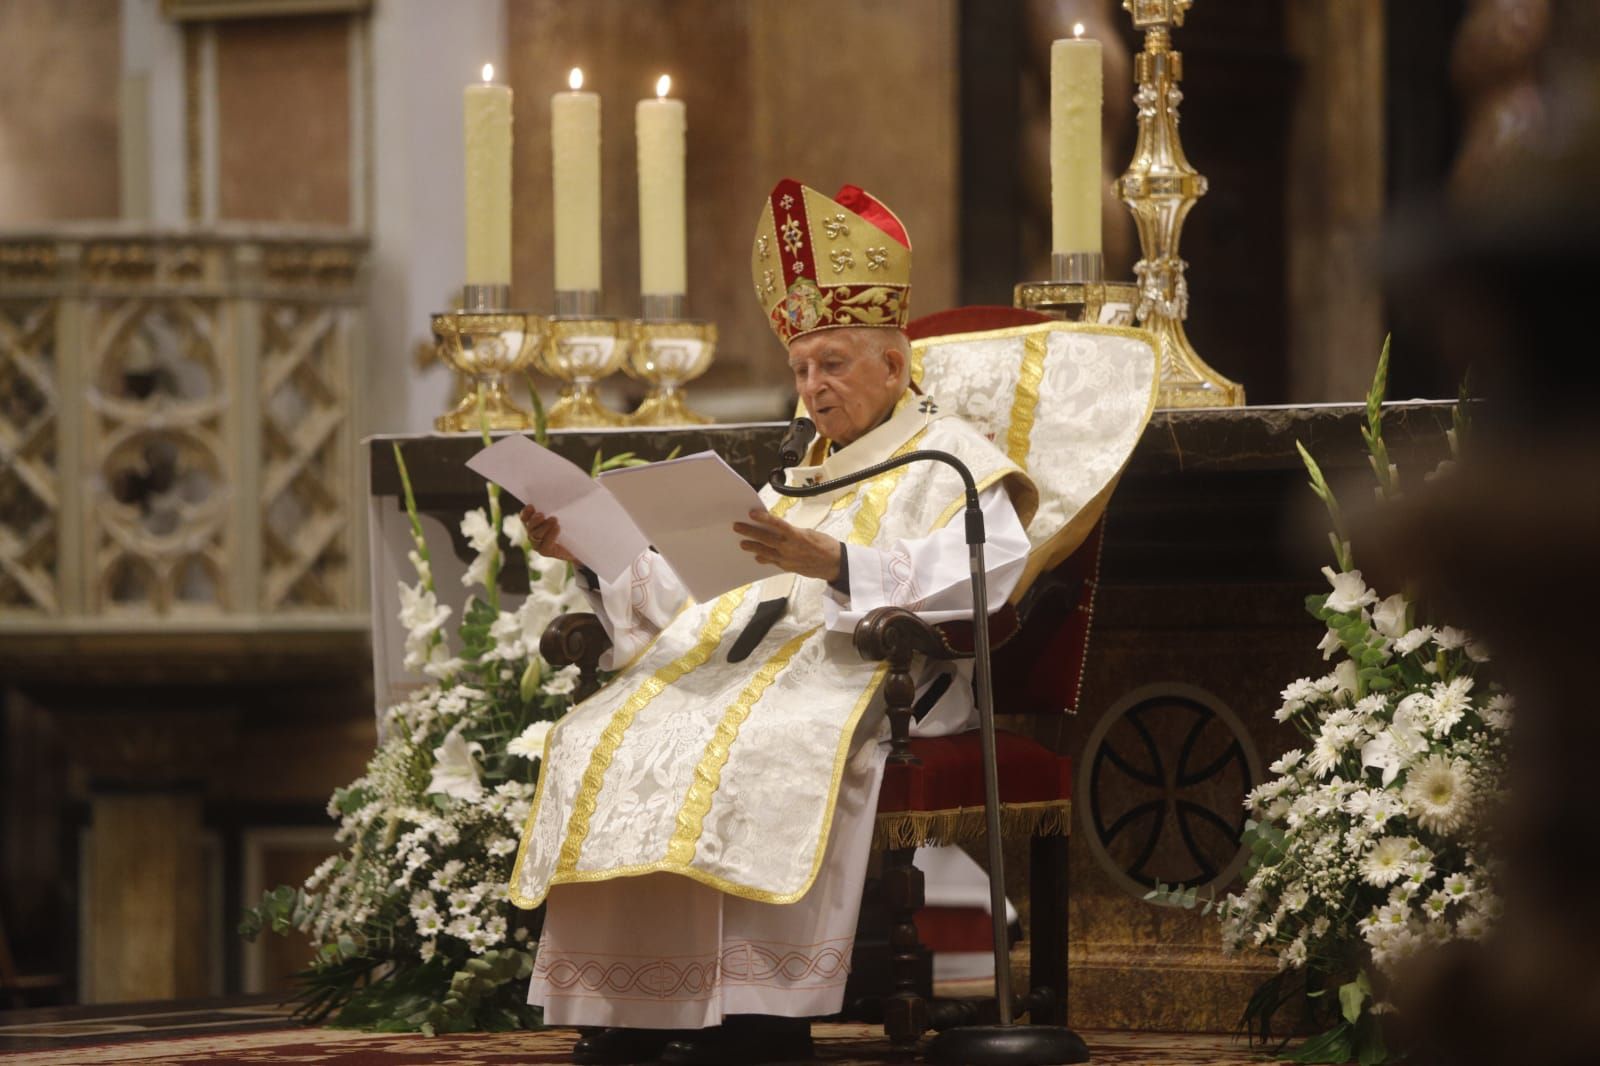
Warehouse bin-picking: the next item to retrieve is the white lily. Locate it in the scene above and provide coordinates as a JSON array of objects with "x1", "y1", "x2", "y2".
[{"x1": 427, "y1": 728, "x2": 484, "y2": 800}]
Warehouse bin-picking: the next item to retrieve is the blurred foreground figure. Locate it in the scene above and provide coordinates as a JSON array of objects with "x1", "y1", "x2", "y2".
[{"x1": 1369, "y1": 4, "x2": 1600, "y2": 1061}]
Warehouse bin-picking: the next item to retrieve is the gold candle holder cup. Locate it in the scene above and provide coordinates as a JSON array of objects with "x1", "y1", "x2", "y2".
[
  {"x1": 430, "y1": 310, "x2": 549, "y2": 432},
  {"x1": 540, "y1": 316, "x2": 630, "y2": 427},
  {"x1": 626, "y1": 319, "x2": 717, "y2": 426}
]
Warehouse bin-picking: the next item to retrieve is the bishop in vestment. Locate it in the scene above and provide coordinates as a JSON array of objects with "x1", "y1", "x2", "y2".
[{"x1": 509, "y1": 180, "x2": 1036, "y2": 1064}]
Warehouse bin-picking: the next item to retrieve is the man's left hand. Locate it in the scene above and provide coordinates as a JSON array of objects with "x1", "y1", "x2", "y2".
[{"x1": 733, "y1": 509, "x2": 842, "y2": 582}]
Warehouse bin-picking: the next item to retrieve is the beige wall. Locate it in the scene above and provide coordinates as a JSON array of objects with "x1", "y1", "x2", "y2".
[
  {"x1": 507, "y1": 0, "x2": 959, "y2": 392},
  {"x1": 215, "y1": 14, "x2": 352, "y2": 226},
  {"x1": 0, "y1": 0, "x2": 122, "y2": 225}
]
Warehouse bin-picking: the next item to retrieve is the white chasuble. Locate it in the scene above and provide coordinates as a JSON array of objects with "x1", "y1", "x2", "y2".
[{"x1": 509, "y1": 396, "x2": 1036, "y2": 912}]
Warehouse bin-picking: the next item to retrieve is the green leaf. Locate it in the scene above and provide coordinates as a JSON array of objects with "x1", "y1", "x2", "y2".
[
  {"x1": 1289, "y1": 1022, "x2": 1355, "y2": 1064},
  {"x1": 1296, "y1": 441, "x2": 1349, "y2": 568},
  {"x1": 1355, "y1": 1005, "x2": 1389, "y2": 1065},
  {"x1": 1339, "y1": 971, "x2": 1371, "y2": 1024},
  {"x1": 522, "y1": 374, "x2": 549, "y2": 445}
]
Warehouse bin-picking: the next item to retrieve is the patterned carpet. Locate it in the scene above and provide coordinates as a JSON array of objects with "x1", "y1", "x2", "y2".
[{"x1": 0, "y1": 1016, "x2": 1270, "y2": 1065}]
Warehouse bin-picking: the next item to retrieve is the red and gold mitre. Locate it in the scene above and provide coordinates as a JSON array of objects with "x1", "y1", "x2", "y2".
[{"x1": 750, "y1": 178, "x2": 912, "y2": 345}]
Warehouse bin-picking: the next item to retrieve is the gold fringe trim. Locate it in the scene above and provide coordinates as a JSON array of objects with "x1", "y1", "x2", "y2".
[{"x1": 870, "y1": 798, "x2": 1073, "y2": 851}]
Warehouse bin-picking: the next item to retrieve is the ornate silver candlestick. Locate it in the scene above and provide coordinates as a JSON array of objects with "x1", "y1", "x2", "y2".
[{"x1": 1117, "y1": 0, "x2": 1244, "y2": 407}]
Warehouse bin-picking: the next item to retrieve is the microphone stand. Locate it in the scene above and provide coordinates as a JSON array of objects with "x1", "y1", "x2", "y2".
[{"x1": 770, "y1": 441, "x2": 1089, "y2": 1065}]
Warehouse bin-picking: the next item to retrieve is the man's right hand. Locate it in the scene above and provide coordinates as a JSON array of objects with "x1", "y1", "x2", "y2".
[{"x1": 518, "y1": 505, "x2": 578, "y2": 563}]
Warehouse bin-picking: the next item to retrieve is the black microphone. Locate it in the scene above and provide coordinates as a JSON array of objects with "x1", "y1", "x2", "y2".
[{"x1": 775, "y1": 416, "x2": 817, "y2": 471}]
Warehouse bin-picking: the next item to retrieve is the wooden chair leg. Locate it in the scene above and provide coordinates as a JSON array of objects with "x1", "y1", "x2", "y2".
[
  {"x1": 1029, "y1": 832, "x2": 1070, "y2": 1026},
  {"x1": 882, "y1": 843, "x2": 928, "y2": 1054}
]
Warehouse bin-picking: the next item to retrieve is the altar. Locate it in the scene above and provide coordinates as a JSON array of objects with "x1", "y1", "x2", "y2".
[{"x1": 366, "y1": 399, "x2": 1454, "y2": 1032}]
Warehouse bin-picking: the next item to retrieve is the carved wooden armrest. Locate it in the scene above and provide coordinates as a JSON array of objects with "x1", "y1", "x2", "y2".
[
  {"x1": 853, "y1": 606, "x2": 964, "y2": 766},
  {"x1": 539, "y1": 613, "x2": 612, "y2": 703}
]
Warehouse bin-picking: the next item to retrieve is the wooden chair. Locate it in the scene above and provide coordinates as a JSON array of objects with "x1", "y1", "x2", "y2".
[{"x1": 538, "y1": 308, "x2": 1159, "y2": 1055}]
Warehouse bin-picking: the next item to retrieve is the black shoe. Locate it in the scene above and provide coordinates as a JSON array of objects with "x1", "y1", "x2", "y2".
[
  {"x1": 659, "y1": 1016, "x2": 813, "y2": 1065},
  {"x1": 570, "y1": 1026, "x2": 676, "y2": 1065}
]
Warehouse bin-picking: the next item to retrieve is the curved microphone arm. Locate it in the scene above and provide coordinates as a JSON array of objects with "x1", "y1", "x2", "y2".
[
  {"x1": 768, "y1": 450, "x2": 985, "y2": 546},
  {"x1": 766, "y1": 445, "x2": 1018, "y2": 1022}
]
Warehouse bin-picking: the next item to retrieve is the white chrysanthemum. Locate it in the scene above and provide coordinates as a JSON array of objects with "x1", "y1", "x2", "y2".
[
  {"x1": 1323, "y1": 567, "x2": 1380, "y2": 613},
  {"x1": 1353, "y1": 694, "x2": 1388, "y2": 720},
  {"x1": 1281, "y1": 936, "x2": 1309, "y2": 971},
  {"x1": 1434, "y1": 626, "x2": 1470, "y2": 651},
  {"x1": 1483, "y1": 693, "x2": 1514, "y2": 731},
  {"x1": 1403, "y1": 755, "x2": 1472, "y2": 833},
  {"x1": 1269, "y1": 749, "x2": 1305, "y2": 775},
  {"x1": 488, "y1": 836, "x2": 518, "y2": 857},
  {"x1": 1306, "y1": 736, "x2": 1342, "y2": 779},
  {"x1": 1428, "y1": 677, "x2": 1474, "y2": 737},
  {"x1": 1421, "y1": 890, "x2": 1452, "y2": 921},
  {"x1": 1441, "y1": 873, "x2": 1474, "y2": 902},
  {"x1": 1361, "y1": 836, "x2": 1416, "y2": 887},
  {"x1": 507, "y1": 720, "x2": 553, "y2": 761},
  {"x1": 1394, "y1": 626, "x2": 1436, "y2": 655},
  {"x1": 1455, "y1": 910, "x2": 1490, "y2": 940},
  {"x1": 1371, "y1": 593, "x2": 1410, "y2": 639},
  {"x1": 418, "y1": 938, "x2": 437, "y2": 962},
  {"x1": 429, "y1": 859, "x2": 464, "y2": 892},
  {"x1": 1276, "y1": 678, "x2": 1319, "y2": 721},
  {"x1": 543, "y1": 663, "x2": 581, "y2": 696}
]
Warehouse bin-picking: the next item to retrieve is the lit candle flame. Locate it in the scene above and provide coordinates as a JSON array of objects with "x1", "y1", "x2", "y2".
[
  {"x1": 1073, "y1": 22, "x2": 1085, "y2": 38},
  {"x1": 569, "y1": 67, "x2": 584, "y2": 91},
  {"x1": 481, "y1": 63, "x2": 494, "y2": 83},
  {"x1": 656, "y1": 74, "x2": 671, "y2": 99}
]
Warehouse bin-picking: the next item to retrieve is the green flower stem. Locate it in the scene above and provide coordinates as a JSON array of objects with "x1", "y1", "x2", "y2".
[
  {"x1": 476, "y1": 385, "x2": 503, "y2": 613},
  {"x1": 392, "y1": 443, "x2": 437, "y2": 595}
]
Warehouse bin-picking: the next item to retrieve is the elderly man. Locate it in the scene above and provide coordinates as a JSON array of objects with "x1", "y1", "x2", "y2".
[{"x1": 509, "y1": 179, "x2": 1037, "y2": 1065}]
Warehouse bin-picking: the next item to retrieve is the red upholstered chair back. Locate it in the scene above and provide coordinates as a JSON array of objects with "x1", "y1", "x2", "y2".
[
  {"x1": 904, "y1": 305, "x2": 1105, "y2": 719},
  {"x1": 906, "y1": 305, "x2": 1049, "y2": 341}
]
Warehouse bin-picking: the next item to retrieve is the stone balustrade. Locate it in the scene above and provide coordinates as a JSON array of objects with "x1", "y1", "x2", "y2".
[{"x1": 0, "y1": 226, "x2": 368, "y2": 637}]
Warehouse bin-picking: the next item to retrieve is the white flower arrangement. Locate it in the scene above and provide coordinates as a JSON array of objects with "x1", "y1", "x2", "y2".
[
  {"x1": 240, "y1": 428, "x2": 615, "y2": 1034},
  {"x1": 1150, "y1": 343, "x2": 1509, "y2": 1064}
]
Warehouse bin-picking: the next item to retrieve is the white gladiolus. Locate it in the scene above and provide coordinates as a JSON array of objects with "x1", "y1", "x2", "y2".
[{"x1": 1323, "y1": 566, "x2": 1379, "y2": 613}]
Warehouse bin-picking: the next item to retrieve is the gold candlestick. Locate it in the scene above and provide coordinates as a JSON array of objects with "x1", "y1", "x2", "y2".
[
  {"x1": 1117, "y1": 0, "x2": 1244, "y2": 407},
  {"x1": 540, "y1": 311, "x2": 629, "y2": 427},
  {"x1": 430, "y1": 290, "x2": 548, "y2": 432}
]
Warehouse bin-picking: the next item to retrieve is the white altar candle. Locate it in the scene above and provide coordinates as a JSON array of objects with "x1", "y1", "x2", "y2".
[
  {"x1": 636, "y1": 74, "x2": 687, "y2": 298},
  {"x1": 552, "y1": 67, "x2": 602, "y2": 293},
  {"x1": 1050, "y1": 27, "x2": 1102, "y2": 255},
  {"x1": 464, "y1": 63, "x2": 512, "y2": 287}
]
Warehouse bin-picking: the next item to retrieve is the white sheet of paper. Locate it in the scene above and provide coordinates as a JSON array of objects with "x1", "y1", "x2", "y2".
[
  {"x1": 465, "y1": 435, "x2": 649, "y2": 580},
  {"x1": 597, "y1": 450, "x2": 783, "y2": 601}
]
